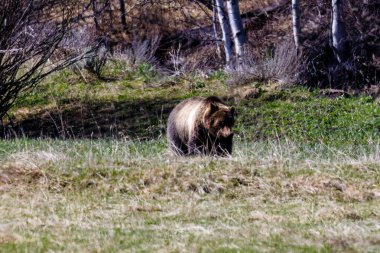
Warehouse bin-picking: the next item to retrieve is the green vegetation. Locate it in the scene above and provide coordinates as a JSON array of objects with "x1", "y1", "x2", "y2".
[
  {"x1": 11, "y1": 66, "x2": 380, "y2": 144},
  {"x1": 1, "y1": 67, "x2": 379, "y2": 252},
  {"x1": 238, "y1": 88, "x2": 380, "y2": 146}
]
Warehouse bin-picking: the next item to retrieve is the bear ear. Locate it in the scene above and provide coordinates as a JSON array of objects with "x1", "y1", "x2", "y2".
[
  {"x1": 203, "y1": 102, "x2": 219, "y2": 128},
  {"x1": 205, "y1": 96, "x2": 223, "y2": 104},
  {"x1": 210, "y1": 102, "x2": 219, "y2": 114}
]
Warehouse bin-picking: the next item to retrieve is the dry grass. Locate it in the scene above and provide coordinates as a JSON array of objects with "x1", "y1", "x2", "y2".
[
  {"x1": 226, "y1": 40, "x2": 299, "y2": 86},
  {"x1": 0, "y1": 139, "x2": 379, "y2": 252}
]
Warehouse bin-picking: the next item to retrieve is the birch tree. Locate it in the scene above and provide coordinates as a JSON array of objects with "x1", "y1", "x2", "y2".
[
  {"x1": 215, "y1": 0, "x2": 233, "y2": 63},
  {"x1": 212, "y1": 0, "x2": 221, "y2": 57},
  {"x1": 226, "y1": 0, "x2": 246, "y2": 62},
  {"x1": 291, "y1": 0, "x2": 301, "y2": 50},
  {"x1": 331, "y1": 0, "x2": 347, "y2": 63}
]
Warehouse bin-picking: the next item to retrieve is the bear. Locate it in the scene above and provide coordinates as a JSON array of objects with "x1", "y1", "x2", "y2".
[{"x1": 167, "y1": 96, "x2": 235, "y2": 156}]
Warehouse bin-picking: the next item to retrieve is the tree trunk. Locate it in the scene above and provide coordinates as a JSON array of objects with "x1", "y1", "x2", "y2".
[
  {"x1": 92, "y1": 0, "x2": 100, "y2": 31},
  {"x1": 119, "y1": 0, "x2": 127, "y2": 31},
  {"x1": 197, "y1": 0, "x2": 213, "y2": 10},
  {"x1": 107, "y1": 1, "x2": 114, "y2": 31},
  {"x1": 212, "y1": 0, "x2": 221, "y2": 57},
  {"x1": 215, "y1": 0, "x2": 233, "y2": 63},
  {"x1": 291, "y1": 0, "x2": 301, "y2": 50},
  {"x1": 226, "y1": 0, "x2": 246, "y2": 62},
  {"x1": 332, "y1": 0, "x2": 347, "y2": 63}
]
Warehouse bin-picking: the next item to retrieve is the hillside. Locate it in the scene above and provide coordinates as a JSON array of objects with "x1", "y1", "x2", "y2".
[
  {"x1": 2, "y1": 0, "x2": 379, "y2": 139},
  {"x1": 1, "y1": 69, "x2": 380, "y2": 252},
  {"x1": 3, "y1": 66, "x2": 379, "y2": 143},
  {"x1": 0, "y1": 1, "x2": 379, "y2": 252}
]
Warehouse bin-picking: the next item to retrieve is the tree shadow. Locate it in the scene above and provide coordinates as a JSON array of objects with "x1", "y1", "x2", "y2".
[{"x1": 1, "y1": 98, "x2": 181, "y2": 139}]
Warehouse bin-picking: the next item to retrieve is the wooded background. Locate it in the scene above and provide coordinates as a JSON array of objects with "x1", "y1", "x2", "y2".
[{"x1": 0, "y1": 0, "x2": 379, "y2": 119}]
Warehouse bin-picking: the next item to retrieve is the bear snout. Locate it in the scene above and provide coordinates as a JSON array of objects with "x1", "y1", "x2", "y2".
[{"x1": 218, "y1": 127, "x2": 233, "y2": 138}]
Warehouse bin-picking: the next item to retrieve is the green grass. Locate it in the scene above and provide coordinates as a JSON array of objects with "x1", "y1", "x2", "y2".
[
  {"x1": 237, "y1": 89, "x2": 380, "y2": 146},
  {"x1": 9, "y1": 68, "x2": 380, "y2": 144},
  {"x1": 1, "y1": 68, "x2": 380, "y2": 252},
  {"x1": 12, "y1": 64, "x2": 226, "y2": 110}
]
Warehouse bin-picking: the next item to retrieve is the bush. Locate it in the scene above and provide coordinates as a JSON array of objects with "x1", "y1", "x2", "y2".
[{"x1": 226, "y1": 41, "x2": 299, "y2": 86}]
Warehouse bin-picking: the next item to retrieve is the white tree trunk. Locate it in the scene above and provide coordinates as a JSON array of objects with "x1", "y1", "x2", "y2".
[
  {"x1": 332, "y1": 0, "x2": 347, "y2": 63},
  {"x1": 212, "y1": 0, "x2": 221, "y2": 57},
  {"x1": 215, "y1": 0, "x2": 233, "y2": 63},
  {"x1": 226, "y1": 0, "x2": 246, "y2": 62},
  {"x1": 292, "y1": 0, "x2": 301, "y2": 50}
]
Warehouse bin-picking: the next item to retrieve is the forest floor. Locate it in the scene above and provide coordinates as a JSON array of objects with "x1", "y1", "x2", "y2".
[{"x1": 0, "y1": 67, "x2": 380, "y2": 252}]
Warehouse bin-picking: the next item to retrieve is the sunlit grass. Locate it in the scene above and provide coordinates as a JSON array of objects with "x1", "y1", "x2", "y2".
[{"x1": 1, "y1": 138, "x2": 379, "y2": 252}]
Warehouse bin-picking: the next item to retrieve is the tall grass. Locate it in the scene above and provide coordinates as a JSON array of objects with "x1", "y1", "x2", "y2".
[{"x1": 0, "y1": 138, "x2": 379, "y2": 252}]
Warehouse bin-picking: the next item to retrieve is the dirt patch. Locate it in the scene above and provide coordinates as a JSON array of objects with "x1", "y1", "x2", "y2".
[
  {"x1": 285, "y1": 174, "x2": 378, "y2": 201},
  {"x1": 0, "y1": 151, "x2": 63, "y2": 190},
  {"x1": 0, "y1": 164, "x2": 48, "y2": 192},
  {"x1": 0, "y1": 232, "x2": 21, "y2": 244}
]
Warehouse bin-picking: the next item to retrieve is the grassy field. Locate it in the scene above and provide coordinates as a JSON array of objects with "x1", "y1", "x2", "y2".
[{"x1": 1, "y1": 67, "x2": 380, "y2": 252}]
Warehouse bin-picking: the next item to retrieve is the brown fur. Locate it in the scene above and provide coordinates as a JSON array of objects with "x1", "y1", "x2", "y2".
[{"x1": 167, "y1": 96, "x2": 235, "y2": 156}]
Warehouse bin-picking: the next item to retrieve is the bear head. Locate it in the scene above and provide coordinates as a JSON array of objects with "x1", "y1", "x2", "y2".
[{"x1": 202, "y1": 96, "x2": 235, "y2": 138}]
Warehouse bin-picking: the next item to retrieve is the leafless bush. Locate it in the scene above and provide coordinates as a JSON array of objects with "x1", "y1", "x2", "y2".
[
  {"x1": 226, "y1": 41, "x2": 300, "y2": 86},
  {"x1": 166, "y1": 44, "x2": 211, "y2": 76},
  {"x1": 163, "y1": 43, "x2": 224, "y2": 76},
  {"x1": 0, "y1": 0, "x2": 97, "y2": 119},
  {"x1": 84, "y1": 45, "x2": 110, "y2": 79},
  {"x1": 168, "y1": 45, "x2": 186, "y2": 75},
  {"x1": 113, "y1": 36, "x2": 161, "y2": 68},
  {"x1": 185, "y1": 45, "x2": 223, "y2": 73},
  {"x1": 133, "y1": 36, "x2": 161, "y2": 66},
  {"x1": 259, "y1": 42, "x2": 299, "y2": 84},
  {"x1": 58, "y1": 27, "x2": 107, "y2": 79},
  {"x1": 66, "y1": 35, "x2": 162, "y2": 81},
  {"x1": 59, "y1": 28, "x2": 96, "y2": 58}
]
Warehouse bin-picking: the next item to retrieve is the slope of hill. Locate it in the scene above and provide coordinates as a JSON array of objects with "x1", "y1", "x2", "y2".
[{"x1": 0, "y1": 2, "x2": 379, "y2": 252}]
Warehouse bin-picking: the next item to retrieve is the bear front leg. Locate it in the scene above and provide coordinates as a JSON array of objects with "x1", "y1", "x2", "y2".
[
  {"x1": 215, "y1": 134, "x2": 233, "y2": 156},
  {"x1": 187, "y1": 135, "x2": 200, "y2": 155}
]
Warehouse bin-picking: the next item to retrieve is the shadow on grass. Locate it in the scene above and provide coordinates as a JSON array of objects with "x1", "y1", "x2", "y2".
[{"x1": 1, "y1": 98, "x2": 181, "y2": 139}]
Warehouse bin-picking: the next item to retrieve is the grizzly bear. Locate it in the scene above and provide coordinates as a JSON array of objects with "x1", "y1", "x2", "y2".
[{"x1": 167, "y1": 96, "x2": 235, "y2": 156}]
